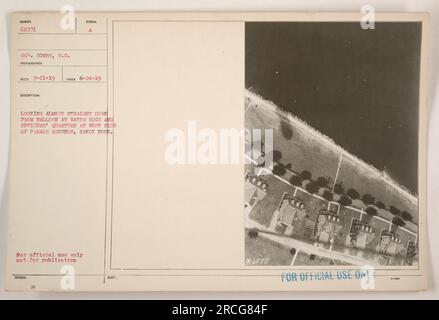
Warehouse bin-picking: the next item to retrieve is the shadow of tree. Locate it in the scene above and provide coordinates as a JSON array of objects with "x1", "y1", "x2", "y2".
[{"x1": 280, "y1": 120, "x2": 293, "y2": 140}]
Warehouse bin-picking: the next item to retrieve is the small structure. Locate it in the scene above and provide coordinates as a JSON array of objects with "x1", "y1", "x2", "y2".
[
  {"x1": 303, "y1": 219, "x2": 316, "y2": 239},
  {"x1": 405, "y1": 241, "x2": 418, "y2": 265},
  {"x1": 277, "y1": 194, "x2": 306, "y2": 225},
  {"x1": 376, "y1": 230, "x2": 402, "y2": 256},
  {"x1": 244, "y1": 171, "x2": 268, "y2": 208},
  {"x1": 315, "y1": 210, "x2": 343, "y2": 244},
  {"x1": 276, "y1": 194, "x2": 307, "y2": 236},
  {"x1": 346, "y1": 219, "x2": 375, "y2": 249}
]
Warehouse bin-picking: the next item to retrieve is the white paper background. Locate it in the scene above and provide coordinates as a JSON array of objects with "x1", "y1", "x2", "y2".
[{"x1": 0, "y1": 0, "x2": 438, "y2": 299}]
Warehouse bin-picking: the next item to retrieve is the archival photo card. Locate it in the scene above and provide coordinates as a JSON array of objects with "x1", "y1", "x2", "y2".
[{"x1": 6, "y1": 12, "x2": 429, "y2": 291}]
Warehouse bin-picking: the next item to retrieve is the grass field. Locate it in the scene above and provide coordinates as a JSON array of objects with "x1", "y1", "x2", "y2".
[
  {"x1": 337, "y1": 155, "x2": 417, "y2": 222},
  {"x1": 245, "y1": 231, "x2": 293, "y2": 266},
  {"x1": 246, "y1": 104, "x2": 340, "y2": 181}
]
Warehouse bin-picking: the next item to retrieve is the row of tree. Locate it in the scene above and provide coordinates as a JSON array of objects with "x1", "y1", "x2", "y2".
[
  {"x1": 333, "y1": 181, "x2": 413, "y2": 222},
  {"x1": 268, "y1": 152, "x2": 413, "y2": 227},
  {"x1": 280, "y1": 167, "x2": 413, "y2": 225}
]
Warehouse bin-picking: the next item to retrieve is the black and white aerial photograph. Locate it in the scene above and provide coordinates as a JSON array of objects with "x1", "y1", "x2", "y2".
[{"x1": 244, "y1": 22, "x2": 421, "y2": 267}]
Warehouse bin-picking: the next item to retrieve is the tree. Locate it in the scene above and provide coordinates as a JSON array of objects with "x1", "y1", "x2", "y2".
[
  {"x1": 316, "y1": 177, "x2": 329, "y2": 188},
  {"x1": 401, "y1": 211, "x2": 413, "y2": 222},
  {"x1": 362, "y1": 193, "x2": 375, "y2": 205},
  {"x1": 333, "y1": 182, "x2": 344, "y2": 195},
  {"x1": 305, "y1": 181, "x2": 319, "y2": 194},
  {"x1": 322, "y1": 189, "x2": 334, "y2": 201},
  {"x1": 289, "y1": 248, "x2": 297, "y2": 256},
  {"x1": 289, "y1": 175, "x2": 303, "y2": 186},
  {"x1": 392, "y1": 216, "x2": 406, "y2": 228},
  {"x1": 376, "y1": 201, "x2": 386, "y2": 209},
  {"x1": 347, "y1": 188, "x2": 359, "y2": 200},
  {"x1": 300, "y1": 170, "x2": 312, "y2": 181},
  {"x1": 272, "y1": 164, "x2": 286, "y2": 177},
  {"x1": 365, "y1": 206, "x2": 378, "y2": 216},
  {"x1": 338, "y1": 195, "x2": 352, "y2": 207},
  {"x1": 248, "y1": 229, "x2": 259, "y2": 239},
  {"x1": 389, "y1": 206, "x2": 401, "y2": 216}
]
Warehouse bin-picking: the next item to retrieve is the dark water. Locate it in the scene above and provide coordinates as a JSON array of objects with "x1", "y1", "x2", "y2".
[{"x1": 246, "y1": 22, "x2": 421, "y2": 193}]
